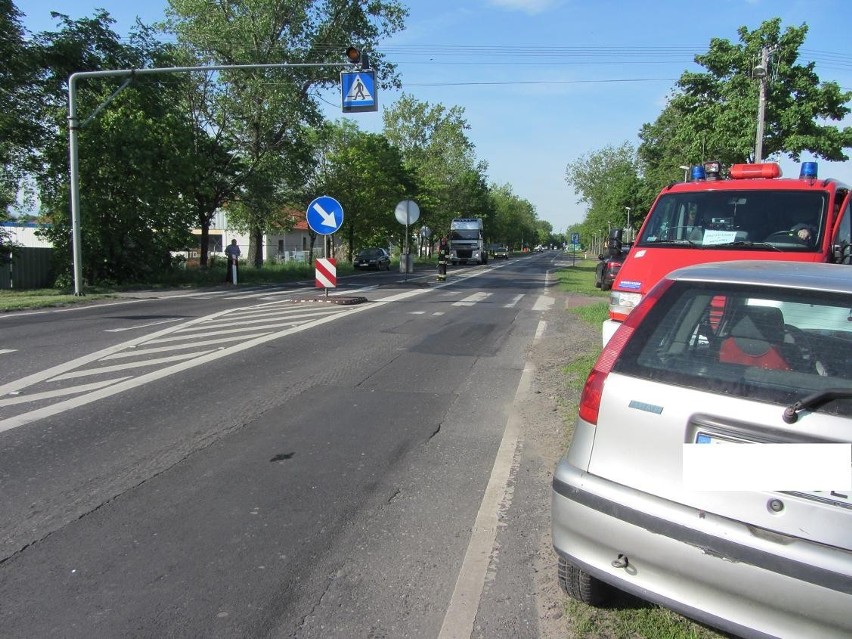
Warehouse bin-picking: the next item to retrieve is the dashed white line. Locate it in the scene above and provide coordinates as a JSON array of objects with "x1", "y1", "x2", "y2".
[
  {"x1": 504, "y1": 294, "x2": 524, "y2": 308},
  {"x1": 452, "y1": 292, "x2": 491, "y2": 307}
]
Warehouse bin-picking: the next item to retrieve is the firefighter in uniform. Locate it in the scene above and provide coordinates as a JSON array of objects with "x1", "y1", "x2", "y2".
[{"x1": 437, "y1": 236, "x2": 448, "y2": 281}]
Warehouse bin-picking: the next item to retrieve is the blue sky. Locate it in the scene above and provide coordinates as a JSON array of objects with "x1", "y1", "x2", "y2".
[{"x1": 20, "y1": 0, "x2": 852, "y2": 233}]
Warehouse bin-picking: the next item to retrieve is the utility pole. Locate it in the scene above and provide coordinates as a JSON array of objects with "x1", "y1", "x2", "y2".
[{"x1": 753, "y1": 46, "x2": 772, "y2": 163}]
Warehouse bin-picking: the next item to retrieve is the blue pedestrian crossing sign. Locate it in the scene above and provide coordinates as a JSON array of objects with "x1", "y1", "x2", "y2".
[
  {"x1": 306, "y1": 196, "x2": 344, "y2": 235},
  {"x1": 341, "y1": 70, "x2": 378, "y2": 113}
]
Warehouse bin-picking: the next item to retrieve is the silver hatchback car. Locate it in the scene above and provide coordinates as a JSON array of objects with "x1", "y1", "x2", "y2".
[{"x1": 552, "y1": 261, "x2": 852, "y2": 639}]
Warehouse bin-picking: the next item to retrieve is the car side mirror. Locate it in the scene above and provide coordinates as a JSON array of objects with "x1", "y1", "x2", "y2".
[{"x1": 598, "y1": 253, "x2": 605, "y2": 261}]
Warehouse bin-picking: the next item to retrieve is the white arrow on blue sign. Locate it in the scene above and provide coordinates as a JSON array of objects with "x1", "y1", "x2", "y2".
[{"x1": 306, "y1": 196, "x2": 344, "y2": 235}]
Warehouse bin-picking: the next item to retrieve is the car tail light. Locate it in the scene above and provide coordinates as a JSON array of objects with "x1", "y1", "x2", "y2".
[
  {"x1": 578, "y1": 277, "x2": 675, "y2": 425},
  {"x1": 608, "y1": 290, "x2": 642, "y2": 322}
]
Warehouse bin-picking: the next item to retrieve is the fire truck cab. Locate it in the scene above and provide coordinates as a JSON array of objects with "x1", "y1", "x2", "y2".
[{"x1": 603, "y1": 161, "x2": 852, "y2": 344}]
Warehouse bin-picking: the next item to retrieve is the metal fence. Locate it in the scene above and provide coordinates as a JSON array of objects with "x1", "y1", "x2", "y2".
[{"x1": 0, "y1": 248, "x2": 55, "y2": 289}]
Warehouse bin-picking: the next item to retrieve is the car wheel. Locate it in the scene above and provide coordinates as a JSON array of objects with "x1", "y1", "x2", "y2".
[
  {"x1": 557, "y1": 556, "x2": 612, "y2": 606},
  {"x1": 601, "y1": 280, "x2": 611, "y2": 291}
]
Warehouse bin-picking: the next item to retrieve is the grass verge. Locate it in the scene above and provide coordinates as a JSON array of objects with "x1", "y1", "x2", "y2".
[{"x1": 0, "y1": 289, "x2": 117, "y2": 311}]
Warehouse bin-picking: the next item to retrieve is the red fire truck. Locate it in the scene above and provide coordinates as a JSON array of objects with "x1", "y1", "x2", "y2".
[{"x1": 603, "y1": 161, "x2": 852, "y2": 344}]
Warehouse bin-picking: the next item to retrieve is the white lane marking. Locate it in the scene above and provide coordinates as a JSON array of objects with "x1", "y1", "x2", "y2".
[
  {"x1": 0, "y1": 305, "x2": 239, "y2": 399},
  {"x1": 438, "y1": 363, "x2": 530, "y2": 639},
  {"x1": 0, "y1": 378, "x2": 132, "y2": 407},
  {"x1": 143, "y1": 323, "x2": 289, "y2": 345},
  {"x1": 535, "y1": 320, "x2": 546, "y2": 341},
  {"x1": 104, "y1": 318, "x2": 183, "y2": 332},
  {"x1": 532, "y1": 295, "x2": 554, "y2": 312},
  {"x1": 452, "y1": 292, "x2": 491, "y2": 307},
  {"x1": 50, "y1": 350, "x2": 219, "y2": 381},
  {"x1": 0, "y1": 263, "x2": 515, "y2": 431},
  {"x1": 374, "y1": 288, "x2": 430, "y2": 303},
  {"x1": 504, "y1": 294, "x2": 524, "y2": 308},
  {"x1": 0, "y1": 349, "x2": 17, "y2": 355},
  {"x1": 100, "y1": 335, "x2": 249, "y2": 359},
  {"x1": 0, "y1": 305, "x2": 371, "y2": 434}
]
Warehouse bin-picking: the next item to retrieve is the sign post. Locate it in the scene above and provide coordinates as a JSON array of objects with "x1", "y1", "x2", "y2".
[
  {"x1": 571, "y1": 232, "x2": 580, "y2": 266},
  {"x1": 307, "y1": 196, "x2": 344, "y2": 297},
  {"x1": 394, "y1": 200, "x2": 420, "y2": 281}
]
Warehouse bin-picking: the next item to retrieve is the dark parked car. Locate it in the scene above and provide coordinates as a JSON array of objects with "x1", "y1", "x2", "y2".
[
  {"x1": 552, "y1": 260, "x2": 852, "y2": 639},
  {"x1": 353, "y1": 247, "x2": 391, "y2": 270},
  {"x1": 594, "y1": 244, "x2": 631, "y2": 291},
  {"x1": 489, "y1": 244, "x2": 509, "y2": 259}
]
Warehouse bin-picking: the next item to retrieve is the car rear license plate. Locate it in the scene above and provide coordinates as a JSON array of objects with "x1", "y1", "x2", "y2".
[{"x1": 695, "y1": 432, "x2": 851, "y2": 508}]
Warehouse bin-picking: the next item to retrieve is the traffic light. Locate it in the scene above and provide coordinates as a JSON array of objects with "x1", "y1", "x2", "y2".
[{"x1": 345, "y1": 46, "x2": 369, "y2": 69}]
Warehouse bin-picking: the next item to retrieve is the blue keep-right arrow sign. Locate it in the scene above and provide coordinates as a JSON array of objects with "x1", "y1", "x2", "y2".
[{"x1": 306, "y1": 196, "x2": 344, "y2": 235}]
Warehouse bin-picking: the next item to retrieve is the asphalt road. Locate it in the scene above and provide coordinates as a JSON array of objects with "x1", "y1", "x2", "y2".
[{"x1": 0, "y1": 253, "x2": 580, "y2": 638}]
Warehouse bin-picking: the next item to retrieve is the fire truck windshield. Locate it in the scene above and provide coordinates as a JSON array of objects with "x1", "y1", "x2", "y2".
[{"x1": 638, "y1": 190, "x2": 827, "y2": 251}]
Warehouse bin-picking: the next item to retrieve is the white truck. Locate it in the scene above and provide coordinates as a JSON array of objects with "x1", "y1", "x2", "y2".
[{"x1": 448, "y1": 218, "x2": 487, "y2": 265}]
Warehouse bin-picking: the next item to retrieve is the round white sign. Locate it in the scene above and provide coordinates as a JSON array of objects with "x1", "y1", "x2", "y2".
[{"x1": 394, "y1": 200, "x2": 420, "y2": 225}]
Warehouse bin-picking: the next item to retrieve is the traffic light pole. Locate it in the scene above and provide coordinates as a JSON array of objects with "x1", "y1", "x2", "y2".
[{"x1": 68, "y1": 58, "x2": 362, "y2": 296}]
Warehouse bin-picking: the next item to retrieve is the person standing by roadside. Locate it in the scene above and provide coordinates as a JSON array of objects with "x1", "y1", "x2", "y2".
[
  {"x1": 225, "y1": 239, "x2": 241, "y2": 284},
  {"x1": 437, "y1": 236, "x2": 448, "y2": 281}
]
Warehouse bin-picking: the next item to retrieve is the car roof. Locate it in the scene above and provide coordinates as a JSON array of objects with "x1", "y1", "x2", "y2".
[{"x1": 666, "y1": 260, "x2": 852, "y2": 295}]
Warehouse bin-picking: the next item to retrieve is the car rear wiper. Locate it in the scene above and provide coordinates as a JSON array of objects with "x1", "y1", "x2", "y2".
[{"x1": 782, "y1": 388, "x2": 852, "y2": 423}]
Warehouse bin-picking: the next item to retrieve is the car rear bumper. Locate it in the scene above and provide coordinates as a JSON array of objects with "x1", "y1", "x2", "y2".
[{"x1": 552, "y1": 459, "x2": 852, "y2": 639}]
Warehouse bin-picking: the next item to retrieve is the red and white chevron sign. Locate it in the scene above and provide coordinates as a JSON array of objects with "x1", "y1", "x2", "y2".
[{"x1": 315, "y1": 258, "x2": 336, "y2": 288}]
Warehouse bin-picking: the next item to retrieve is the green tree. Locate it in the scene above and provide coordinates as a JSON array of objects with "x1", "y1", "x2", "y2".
[
  {"x1": 534, "y1": 219, "x2": 554, "y2": 248},
  {"x1": 565, "y1": 142, "x2": 647, "y2": 243},
  {"x1": 489, "y1": 183, "x2": 537, "y2": 249},
  {"x1": 310, "y1": 120, "x2": 414, "y2": 260},
  {"x1": 34, "y1": 12, "x2": 200, "y2": 284},
  {"x1": 165, "y1": 0, "x2": 408, "y2": 268},
  {"x1": 383, "y1": 94, "x2": 492, "y2": 238},
  {"x1": 639, "y1": 18, "x2": 852, "y2": 185},
  {"x1": 1, "y1": 0, "x2": 41, "y2": 214}
]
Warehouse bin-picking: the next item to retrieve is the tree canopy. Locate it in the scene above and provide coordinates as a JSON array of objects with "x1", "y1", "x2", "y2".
[
  {"x1": 638, "y1": 19, "x2": 852, "y2": 186},
  {"x1": 568, "y1": 18, "x2": 852, "y2": 244},
  {"x1": 165, "y1": 0, "x2": 408, "y2": 267},
  {"x1": 383, "y1": 94, "x2": 494, "y2": 237}
]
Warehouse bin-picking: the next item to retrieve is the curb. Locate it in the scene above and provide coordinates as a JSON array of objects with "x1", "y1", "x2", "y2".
[{"x1": 284, "y1": 296, "x2": 368, "y2": 305}]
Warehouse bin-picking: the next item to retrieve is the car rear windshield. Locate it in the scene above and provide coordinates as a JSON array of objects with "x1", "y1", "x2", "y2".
[{"x1": 614, "y1": 281, "x2": 852, "y2": 417}]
